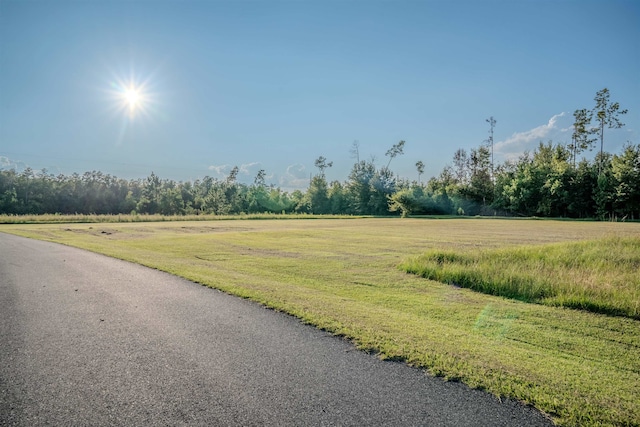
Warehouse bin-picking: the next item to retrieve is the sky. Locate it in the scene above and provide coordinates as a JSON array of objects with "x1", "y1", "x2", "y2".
[{"x1": 1, "y1": 0, "x2": 639, "y2": 190}]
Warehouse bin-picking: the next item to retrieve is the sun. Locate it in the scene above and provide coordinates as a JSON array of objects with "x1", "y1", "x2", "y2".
[
  {"x1": 111, "y1": 79, "x2": 149, "y2": 117},
  {"x1": 107, "y1": 71, "x2": 156, "y2": 121},
  {"x1": 121, "y1": 84, "x2": 146, "y2": 115},
  {"x1": 124, "y1": 86, "x2": 141, "y2": 109}
]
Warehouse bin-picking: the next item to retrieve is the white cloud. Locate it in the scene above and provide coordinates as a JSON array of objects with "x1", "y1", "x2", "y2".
[
  {"x1": 208, "y1": 162, "x2": 264, "y2": 178},
  {"x1": 239, "y1": 162, "x2": 261, "y2": 175},
  {"x1": 494, "y1": 112, "x2": 567, "y2": 160},
  {"x1": 285, "y1": 163, "x2": 307, "y2": 178},
  {"x1": 0, "y1": 156, "x2": 27, "y2": 171},
  {"x1": 278, "y1": 164, "x2": 309, "y2": 190},
  {"x1": 0, "y1": 156, "x2": 11, "y2": 168},
  {"x1": 207, "y1": 164, "x2": 231, "y2": 177}
]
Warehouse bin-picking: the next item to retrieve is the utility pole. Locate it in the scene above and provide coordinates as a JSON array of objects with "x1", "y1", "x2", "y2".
[{"x1": 485, "y1": 116, "x2": 496, "y2": 178}]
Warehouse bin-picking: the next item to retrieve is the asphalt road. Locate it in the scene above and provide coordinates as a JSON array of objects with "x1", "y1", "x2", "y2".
[{"x1": 0, "y1": 233, "x2": 553, "y2": 426}]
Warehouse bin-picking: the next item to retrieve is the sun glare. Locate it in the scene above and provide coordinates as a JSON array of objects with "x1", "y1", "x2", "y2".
[
  {"x1": 108, "y1": 75, "x2": 154, "y2": 120},
  {"x1": 121, "y1": 84, "x2": 146, "y2": 116},
  {"x1": 124, "y1": 87, "x2": 141, "y2": 108}
]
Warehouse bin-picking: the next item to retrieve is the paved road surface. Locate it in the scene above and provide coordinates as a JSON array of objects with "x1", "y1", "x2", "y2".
[{"x1": 0, "y1": 233, "x2": 553, "y2": 426}]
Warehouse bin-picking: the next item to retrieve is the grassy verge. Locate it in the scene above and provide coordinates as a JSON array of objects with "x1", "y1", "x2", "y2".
[
  {"x1": 400, "y1": 237, "x2": 640, "y2": 319},
  {"x1": 0, "y1": 212, "x2": 359, "y2": 224},
  {"x1": 2, "y1": 218, "x2": 639, "y2": 426}
]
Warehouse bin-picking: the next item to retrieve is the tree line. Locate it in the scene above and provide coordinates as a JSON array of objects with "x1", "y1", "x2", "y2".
[{"x1": 1, "y1": 88, "x2": 637, "y2": 220}]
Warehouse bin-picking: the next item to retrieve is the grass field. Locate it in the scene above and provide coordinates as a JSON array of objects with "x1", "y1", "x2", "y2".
[{"x1": 2, "y1": 218, "x2": 639, "y2": 426}]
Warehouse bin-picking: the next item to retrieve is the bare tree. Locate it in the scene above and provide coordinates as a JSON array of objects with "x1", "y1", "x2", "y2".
[
  {"x1": 485, "y1": 117, "x2": 496, "y2": 178},
  {"x1": 349, "y1": 140, "x2": 360, "y2": 163}
]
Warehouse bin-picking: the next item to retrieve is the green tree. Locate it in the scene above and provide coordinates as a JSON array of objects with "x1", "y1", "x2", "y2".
[
  {"x1": 499, "y1": 151, "x2": 539, "y2": 216},
  {"x1": 385, "y1": 140, "x2": 405, "y2": 169},
  {"x1": 347, "y1": 160, "x2": 376, "y2": 214},
  {"x1": 458, "y1": 146, "x2": 493, "y2": 214},
  {"x1": 593, "y1": 153, "x2": 615, "y2": 219},
  {"x1": 426, "y1": 167, "x2": 455, "y2": 214},
  {"x1": 306, "y1": 156, "x2": 334, "y2": 214},
  {"x1": 314, "y1": 156, "x2": 333, "y2": 178},
  {"x1": 120, "y1": 190, "x2": 138, "y2": 214},
  {"x1": 328, "y1": 181, "x2": 349, "y2": 214},
  {"x1": 158, "y1": 181, "x2": 184, "y2": 215},
  {"x1": 290, "y1": 189, "x2": 309, "y2": 213},
  {"x1": 266, "y1": 188, "x2": 295, "y2": 213},
  {"x1": 137, "y1": 172, "x2": 162, "y2": 214},
  {"x1": 592, "y1": 88, "x2": 628, "y2": 173},
  {"x1": 226, "y1": 166, "x2": 239, "y2": 184},
  {"x1": 491, "y1": 160, "x2": 517, "y2": 214},
  {"x1": 611, "y1": 143, "x2": 640, "y2": 219},
  {"x1": 566, "y1": 159, "x2": 597, "y2": 218},
  {"x1": 307, "y1": 175, "x2": 330, "y2": 214},
  {"x1": 254, "y1": 169, "x2": 266, "y2": 187},
  {"x1": 369, "y1": 167, "x2": 396, "y2": 215},
  {"x1": 452, "y1": 148, "x2": 468, "y2": 184},
  {"x1": 539, "y1": 144, "x2": 572, "y2": 217},
  {"x1": 388, "y1": 188, "x2": 419, "y2": 217},
  {"x1": 0, "y1": 170, "x2": 19, "y2": 214},
  {"x1": 569, "y1": 108, "x2": 595, "y2": 167},
  {"x1": 415, "y1": 160, "x2": 425, "y2": 184},
  {"x1": 179, "y1": 181, "x2": 196, "y2": 214},
  {"x1": 223, "y1": 167, "x2": 244, "y2": 213}
]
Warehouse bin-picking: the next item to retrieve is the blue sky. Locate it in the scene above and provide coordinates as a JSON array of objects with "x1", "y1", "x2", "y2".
[{"x1": 1, "y1": 0, "x2": 638, "y2": 190}]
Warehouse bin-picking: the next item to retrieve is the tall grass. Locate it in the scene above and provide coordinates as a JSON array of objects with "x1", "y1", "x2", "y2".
[
  {"x1": 401, "y1": 236, "x2": 640, "y2": 319},
  {"x1": 0, "y1": 213, "x2": 359, "y2": 224}
]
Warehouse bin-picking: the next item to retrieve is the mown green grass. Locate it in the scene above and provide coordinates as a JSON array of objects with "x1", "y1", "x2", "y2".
[
  {"x1": 401, "y1": 237, "x2": 640, "y2": 319},
  {"x1": 2, "y1": 218, "x2": 639, "y2": 426}
]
